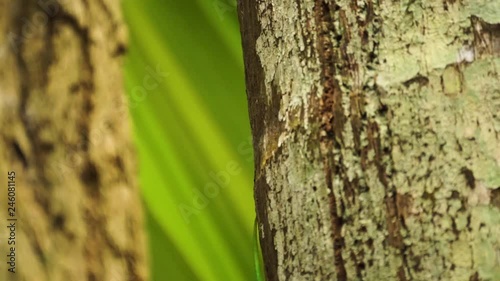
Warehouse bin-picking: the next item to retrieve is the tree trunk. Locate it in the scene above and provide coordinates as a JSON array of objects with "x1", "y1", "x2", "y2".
[
  {"x1": 238, "y1": 1, "x2": 500, "y2": 280},
  {"x1": 0, "y1": 1, "x2": 147, "y2": 280}
]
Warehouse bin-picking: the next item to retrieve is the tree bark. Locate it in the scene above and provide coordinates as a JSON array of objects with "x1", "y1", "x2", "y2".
[
  {"x1": 0, "y1": 1, "x2": 147, "y2": 280},
  {"x1": 238, "y1": 1, "x2": 500, "y2": 280}
]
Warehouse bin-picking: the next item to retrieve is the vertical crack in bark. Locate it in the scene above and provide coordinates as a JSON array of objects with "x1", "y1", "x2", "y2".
[
  {"x1": 314, "y1": 0, "x2": 412, "y2": 279},
  {"x1": 370, "y1": 119, "x2": 411, "y2": 281},
  {"x1": 314, "y1": 1, "x2": 348, "y2": 280},
  {"x1": 324, "y1": 158, "x2": 348, "y2": 281}
]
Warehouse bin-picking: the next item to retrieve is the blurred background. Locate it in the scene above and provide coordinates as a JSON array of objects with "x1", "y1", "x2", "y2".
[{"x1": 122, "y1": 0, "x2": 255, "y2": 280}]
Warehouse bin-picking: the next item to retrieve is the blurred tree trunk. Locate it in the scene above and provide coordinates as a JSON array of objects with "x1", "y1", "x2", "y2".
[
  {"x1": 238, "y1": 1, "x2": 500, "y2": 280},
  {"x1": 0, "y1": 1, "x2": 147, "y2": 280}
]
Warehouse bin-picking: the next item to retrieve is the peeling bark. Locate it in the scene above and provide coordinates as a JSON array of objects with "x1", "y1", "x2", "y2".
[
  {"x1": 238, "y1": 1, "x2": 500, "y2": 280},
  {"x1": 0, "y1": 1, "x2": 147, "y2": 280}
]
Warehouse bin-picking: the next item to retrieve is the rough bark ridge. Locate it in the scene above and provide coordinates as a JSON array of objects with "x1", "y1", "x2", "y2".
[
  {"x1": 238, "y1": 0, "x2": 500, "y2": 280},
  {"x1": 0, "y1": 1, "x2": 147, "y2": 280}
]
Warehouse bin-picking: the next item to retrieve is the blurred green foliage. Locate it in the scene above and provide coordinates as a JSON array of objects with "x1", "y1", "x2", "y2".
[{"x1": 122, "y1": 0, "x2": 255, "y2": 280}]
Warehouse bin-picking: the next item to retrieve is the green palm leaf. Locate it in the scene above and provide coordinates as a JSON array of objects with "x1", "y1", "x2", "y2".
[{"x1": 123, "y1": 0, "x2": 255, "y2": 280}]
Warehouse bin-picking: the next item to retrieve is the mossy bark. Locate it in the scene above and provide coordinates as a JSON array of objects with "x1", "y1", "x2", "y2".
[
  {"x1": 238, "y1": 1, "x2": 500, "y2": 280},
  {"x1": 0, "y1": 1, "x2": 147, "y2": 280}
]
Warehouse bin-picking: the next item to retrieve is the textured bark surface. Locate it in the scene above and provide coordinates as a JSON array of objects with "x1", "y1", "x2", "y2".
[
  {"x1": 0, "y1": 1, "x2": 147, "y2": 280},
  {"x1": 239, "y1": 1, "x2": 500, "y2": 280}
]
